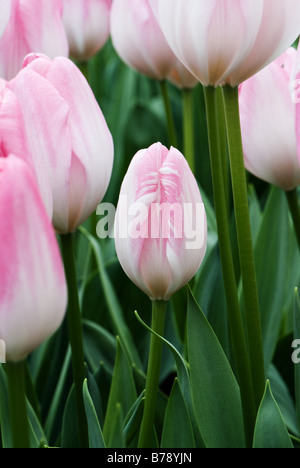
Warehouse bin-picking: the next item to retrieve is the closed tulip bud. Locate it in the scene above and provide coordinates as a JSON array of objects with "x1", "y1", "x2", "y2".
[
  {"x1": 0, "y1": 155, "x2": 67, "y2": 362},
  {"x1": 239, "y1": 48, "x2": 300, "y2": 191},
  {"x1": 62, "y1": 0, "x2": 112, "y2": 61},
  {"x1": 7, "y1": 53, "x2": 114, "y2": 234},
  {"x1": 150, "y1": 0, "x2": 300, "y2": 87},
  {"x1": 0, "y1": 0, "x2": 69, "y2": 80},
  {"x1": 114, "y1": 142, "x2": 207, "y2": 301},
  {"x1": 110, "y1": 0, "x2": 177, "y2": 81}
]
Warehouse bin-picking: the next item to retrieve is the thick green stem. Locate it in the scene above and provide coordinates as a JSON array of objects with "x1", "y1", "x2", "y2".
[
  {"x1": 182, "y1": 88, "x2": 195, "y2": 173},
  {"x1": 60, "y1": 233, "x2": 89, "y2": 449},
  {"x1": 5, "y1": 360, "x2": 30, "y2": 448},
  {"x1": 160, "y1": 80, "x2": 178, "y2": 148},
  {"x1": 216, "y1": 87, "x2": 231, "y2": 218},
  {"x1": 286, "y1": 188, "x2": 300, "y2": 251},
  {"x1": 222, "y1": 85, "x2": 265, "y2": 409},
  {"x1": 138, "y1": 300, "x2": 167, "y2": 448},
  {"x1": 204, "y1": 86, "x2": 256, "y2": 447}
]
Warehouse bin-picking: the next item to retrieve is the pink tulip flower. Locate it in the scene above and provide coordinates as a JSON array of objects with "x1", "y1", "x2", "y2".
[
  {"x1": 110, "y1": 0, "x2": 177, "y2": 81},
  {"x1": 0, "y1": 0, "x2": 69, "y2": 80},
  {"x1": 114, "y1": 143, "x2": 207, "y2": 301},
  {"x1": 62, "y1": 0, "x2": 112, "y2": 61},
  {"x1": 239, "y1": 48, "x2": 300, "y2": 191},
  {"x1": 0, "y1": 155, "x2": 67, "y2": 362},
  {"x1": 150, "y1": 0, "x2": 300, "y2": 87},
  {"x1": 290, "y1": 42, "x2": 300, "y2": 167},
  {"x1": 5, "y1": 53, "x2": 114, "y2": 234}
]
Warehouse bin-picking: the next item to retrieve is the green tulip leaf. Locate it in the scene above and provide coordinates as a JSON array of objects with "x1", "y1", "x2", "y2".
[
  {"x1": 124, "y1": 391, "x2": 145, "y2": 447},
  {"x1": 103, "y1": 336, "x2": 137, "y2": 444},
  {"x1": 161, "y1": 378, "x2": 195, "y2": 448},
  {"x1": 106, "y1": 403, "x2": 126, "y2": 449},
  {"x1": 187, "y1": 289, "x2": 245, "y2": 448},
  {"x1": 83, "y1": 379, "x2": 105, "y2": 448},
  {"x1": 253, "y1": 381, "x2": 293, "y2": 448}
]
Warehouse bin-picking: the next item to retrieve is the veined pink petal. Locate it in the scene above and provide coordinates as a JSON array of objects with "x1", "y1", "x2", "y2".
[
  {"x1": 7, "y1": 66, "x2": 72, "y2": 219},
  {"x1": 0, "y1": 0, "x2": 68, "y2": 80},
  {"x1": 0, "y1": 81, "x2": 53, "y2": 216},
  {"x1": 0, "y1": 155, "x2": 67, "y2": 362},
  {"x1": 115, "y1": 143, "x2": 207, "y2": 301},
  {"x1": 110, "y1": 0, "x2": 177, "y2": 80}
]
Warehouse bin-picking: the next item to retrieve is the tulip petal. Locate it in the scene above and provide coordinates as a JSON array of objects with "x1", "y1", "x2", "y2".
[
  {"x1": 0, "y1": 155, "x2": 67, "y2": 362},
  {"x1": 0, "y1": 83, "x2": 53, "y2": 217},
  {"x1": 8, "y1": 67, "x2": 72, "y2": 222},
  {"x1": 111, "y1": 0, "x2": 177, "y2": 80},
  {"x1": 0, "y1": 0, "x2": 68, "y2": 80},
  {"x1": 239, "y1": 49, "x2": 300, "y2": 191}
]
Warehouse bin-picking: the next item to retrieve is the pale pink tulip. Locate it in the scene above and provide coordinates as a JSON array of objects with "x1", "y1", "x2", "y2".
[
  {"x1": 239, "y1": 48, "x2": 300, "y2": 191},
  {"x1": 0, "y1": 0, "x2": 69, "y2": 80},
  {"x1": 150, "y1": 0, "x2": 300, "y2": 87},
  {"x1": 110, "y1": 0, "x2": 177, "y2": 80},
  {"x1": 0, "y1": 155, "x2": 67, "y2": 362},
  {"x1": 6, "y1": 53, "x2": 114, "y2": 234},
  {"x1": 290, "y1": 42, "x2": 300, "y2": 167},
  {"x1": 114, "y1": 143, "x2": 207, "y2": 301},
  {"x1": 62, "y1": 0, "x2": 112, "y2": 61}
]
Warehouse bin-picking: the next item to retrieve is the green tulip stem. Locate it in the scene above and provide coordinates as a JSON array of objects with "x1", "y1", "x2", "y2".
[
  {"x1": 5, "y1": 360, "x2": 30, "y2": 448},
  {"x1": 60, "y1": 233, "x2": 89, "y2": 449},
  {"x1": 222, "y1": 85, "x2": 265, "y2": 409},
  {"x1": 204, "y1": 86, "x2": 256, "y2": 447},
  {"x1": 286, "y1": 188, "x2": 300, "y2": 251},
  {"x1": 182, "y1": 88, "x2": 195, "y2": 173},
  {"x1": 160, "y1": 80, "x2": 178, "y2": 149},
  {"x1": 138, "y1": 300, "x2": 167, "y2": 448}
]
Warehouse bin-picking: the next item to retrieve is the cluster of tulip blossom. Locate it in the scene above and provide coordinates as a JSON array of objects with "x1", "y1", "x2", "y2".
[
  {"x1": 0, "y1": 0, "x2": 207, "y2": 365},
  {"x1": 1, "y1": 0, "x2": 300, "y2": 449}
]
